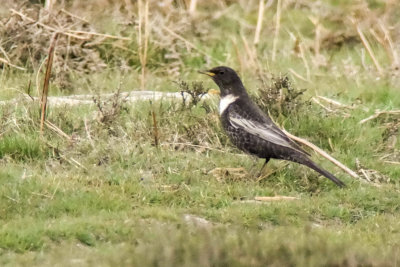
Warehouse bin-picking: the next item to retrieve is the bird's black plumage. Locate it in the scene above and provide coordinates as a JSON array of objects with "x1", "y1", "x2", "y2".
[{"x1": 200, "y1": 66, "x2": 345, "y2": 187}]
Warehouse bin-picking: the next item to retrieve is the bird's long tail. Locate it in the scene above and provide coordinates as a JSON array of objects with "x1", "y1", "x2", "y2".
[{"x1": 296, "y1": 156, "x2": 346, "y2": 187}]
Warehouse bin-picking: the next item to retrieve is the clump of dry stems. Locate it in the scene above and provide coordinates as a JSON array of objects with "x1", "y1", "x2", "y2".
[
  {"x1": 93, "y1": 89, "x2": 129, "y2": 130},
  {"x1": 176, "y1": 80, "x2": 209, "y2": 109},
  {"x1": 1, "y1": 6, "x2": 109, "y2": 89},
  {"x1": 255, "y1": 75, "x2": 308, "y2": 118}
]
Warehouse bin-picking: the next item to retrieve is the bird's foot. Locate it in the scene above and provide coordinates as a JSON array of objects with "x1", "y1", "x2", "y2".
[
  {"x1": 256, "y1": 167, "x2": 276, "y2": 182},
  {"x1": 256, "y1": 162, "x2": 289, "y2": 182}
]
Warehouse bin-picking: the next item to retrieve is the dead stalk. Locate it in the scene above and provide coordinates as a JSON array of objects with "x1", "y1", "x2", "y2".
[
  {"x1": 68, "y1": 30, "x2": 130, "y2": 41},
  {"x1": 254, "y1": 0, "x2": 265, "y2": 45},
  {"x1": 138, "y1": 0, "x2": 150, "y2": 90},
  {"x1": 359, "y1": 110, "x2": 400, "y2": 124},
  {"x1": 11, "y1": 9, "x2": 130, "y2": 41},
  {"x1": 378, "y1": 20, "x2": 399, "y2": 67},
  {"x1": 299, "y1": 42, "x2": 311, "y2": 81},
  {"x1": 40, "y1": 32, "x2": 59, "y2": 135},
  {"x1": 0, "y1": 58, "x2": 26, "y2": 71},
  {"x1": 44, "y1": 120, "x2": 71, "y2": 140},
  {"x1": 162, "y1": 26, "x2": 223, "y2": 64},
  {"x1": 10, "y1": 9, "x2": 87, "y2": 40},
  {"x1": 356, "y1": 25, "x2": 384, "y2": 75},
  {"x1": 189, "y1": 0, "x2": 198, "y2": 15},
  {"x1": 254, "y1": 196, "x2": 299, "y2": 201},
  {"x1": 282, "y1": 130, "x2": 362, "y2": 181},
  {"x1": 288, "y1": 68, "x2": 308, "y2": 82},
  {"x1": 272, "y1": 0, "x2": 281, "y2": 61},
  {"x1": 44, "y1": 0, "x2": 54, "y2": 10},
  {"x1": 152, "y1": 109, "x2": 159, "y2": 147},
  {"x1": 311, "y1": 97, "x2": 334, "y2": 113},
  {"x1": 317, "y1": 95, "x2": 354, "y2": 109},
  {"x1": 241, "y1": 35, "x2": 257, "y2": 67}
]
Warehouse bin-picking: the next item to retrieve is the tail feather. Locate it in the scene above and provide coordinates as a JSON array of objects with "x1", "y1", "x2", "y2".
[{"x1": 296, "y1": 157, "x2": 346, "y2": 187}]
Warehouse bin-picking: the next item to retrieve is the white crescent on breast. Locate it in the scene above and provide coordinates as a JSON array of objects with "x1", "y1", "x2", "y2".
[{"x1": 219, "y1": 94, "x2": 239, "y2": 115}]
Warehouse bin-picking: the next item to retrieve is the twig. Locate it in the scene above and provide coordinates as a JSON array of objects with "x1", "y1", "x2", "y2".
[
  {"x1": 0, "y1": 44, "x2": 11, "y2": 62},
  {"x1": 10, "y1": 9, "x2": 129, "y2": 41},
  {"x1": 50, "y1": 179, "x2": 61, "y2": 200},
  {"x1": 161, "y1": 142, "x2": 245, "y2": 155},
  {"x1": 60, "y1": 154, "x2": 87, "y2": 170},
  {"x1": 162, "y1": 26, "x2": 223, "y2": 64},
  {"x1": 288, "y1": 68, "x2": 308, "y2": 82},
  {"x1": 254, "y1": 196, "x2": 299, "y2": 201},
  {"x1": 356, "y1": 24, "x2": 384, "y2": 75},
  {"x1": 312, "y1": 97, "x2": 334, "y2": 112},
  {"x1": 35, "y1": 56, "x2": 47, "y2": 97},
  {"x1": 138, "y1": 0, "x2": 150, "y2": 90},
  {"x1": 299, "y1": 42, "x2": 311, "y2": 81},
  {"x1": 282, "y1": 130, "x2": 361, "y2": 180},
  {"x1": 232, "y1": 38, "x2": 244, "y2": 72},
  {"x1": 317, "y1": 95, "x2": 355, "y2": 109},
  {"x1": 241, "y1": 35, "x2": 257, "y2": 67},
  {"x1": 60, "y1": 8, "x2": 90, "y2": 23},
  {"x1": 254, "y1": 0, "x2": 265, "y2": 45},
  {"x1": 44, "y1": 0, "x2": 54, "y2": 10},
  {"x1": 271, "y1": 0, "x2": 281, "y2": 61},
  {"x1": 40, "y1": 33, "x2": 59, "y2": 135},
  {"x1": 84, "y1": 117, "x2": 95, "y2": 148},
  {"x1": 378, "y1": 20, "x2": 399, "y2": 67},
  {"x1": 384, "y1": 161, "x2": 400, "y2": 165},
  {"x1": 44, "y1": 120, "x2": 72, "y2": 140},
  {"x1": 189, "y1": 0, "x2": 198, "y2": 15},
  {"x1": 69, "y1": 157, "x2": 87, "y2": 170},
  {"x1": 256, "y1": 162, "x2": 289, "y2": 182},
  {"x1": 10, "y1": 9, "x2": 88, "y2": 40},
  {"x1": 67, "y1": 30, "x2": 130, "y2": 41},
  {"x1": 0, "y1": 57, "x2": 26, "y2": 70},
  {"x1": 152, "y1": 109, "x2": 159, "y2": 147},
  {"x1": 359, "y1": 110, "x2": 400, "y2": 124}
]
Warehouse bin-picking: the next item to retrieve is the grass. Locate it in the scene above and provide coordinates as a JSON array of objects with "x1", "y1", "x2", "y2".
[{"x1": 1, "y1": 0, "x2": 400, "y2": 266}]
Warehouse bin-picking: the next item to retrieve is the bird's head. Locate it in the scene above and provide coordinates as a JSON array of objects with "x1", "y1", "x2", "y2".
[{"x1": 199, "y1": 66, "x2": 246, "y2": 97}]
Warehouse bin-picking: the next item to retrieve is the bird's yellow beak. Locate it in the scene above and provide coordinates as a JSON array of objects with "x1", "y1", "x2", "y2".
[{"x1": 198, "y1": 70, "x2": 215, "y2": 77}]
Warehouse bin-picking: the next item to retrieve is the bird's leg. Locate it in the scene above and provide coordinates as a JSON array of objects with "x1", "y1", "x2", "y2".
[{"x1": 259, "y1": 158, "x2": 270, "y2": 176}]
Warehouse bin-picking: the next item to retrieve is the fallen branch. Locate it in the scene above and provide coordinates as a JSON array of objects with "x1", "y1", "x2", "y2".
[
  {"x1": 282, "y1": 130, "x2": 361, "y2": 181},
  {"x1": 359, "y1": 109, "x2": 400, "y2": 124}
]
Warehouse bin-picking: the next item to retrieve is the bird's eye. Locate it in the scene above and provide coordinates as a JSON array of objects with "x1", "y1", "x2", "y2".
[{"x1": 219, "y1": 71, "x2": 224, "y2": 75}]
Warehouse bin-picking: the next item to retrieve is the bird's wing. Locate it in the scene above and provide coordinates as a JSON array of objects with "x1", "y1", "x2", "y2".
[{"x1": 229, "y1": 110, "x2": 309, "y2": 155}]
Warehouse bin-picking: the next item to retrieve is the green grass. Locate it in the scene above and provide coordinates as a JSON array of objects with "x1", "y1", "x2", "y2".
[{"x1": 1, "y1": 0, "x2": 400, "y2": 266}]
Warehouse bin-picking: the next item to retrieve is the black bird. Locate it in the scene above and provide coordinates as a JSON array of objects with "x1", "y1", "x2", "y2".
[{"x1": 200, "y1": 66, "x2": 345, "y2": 187}]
